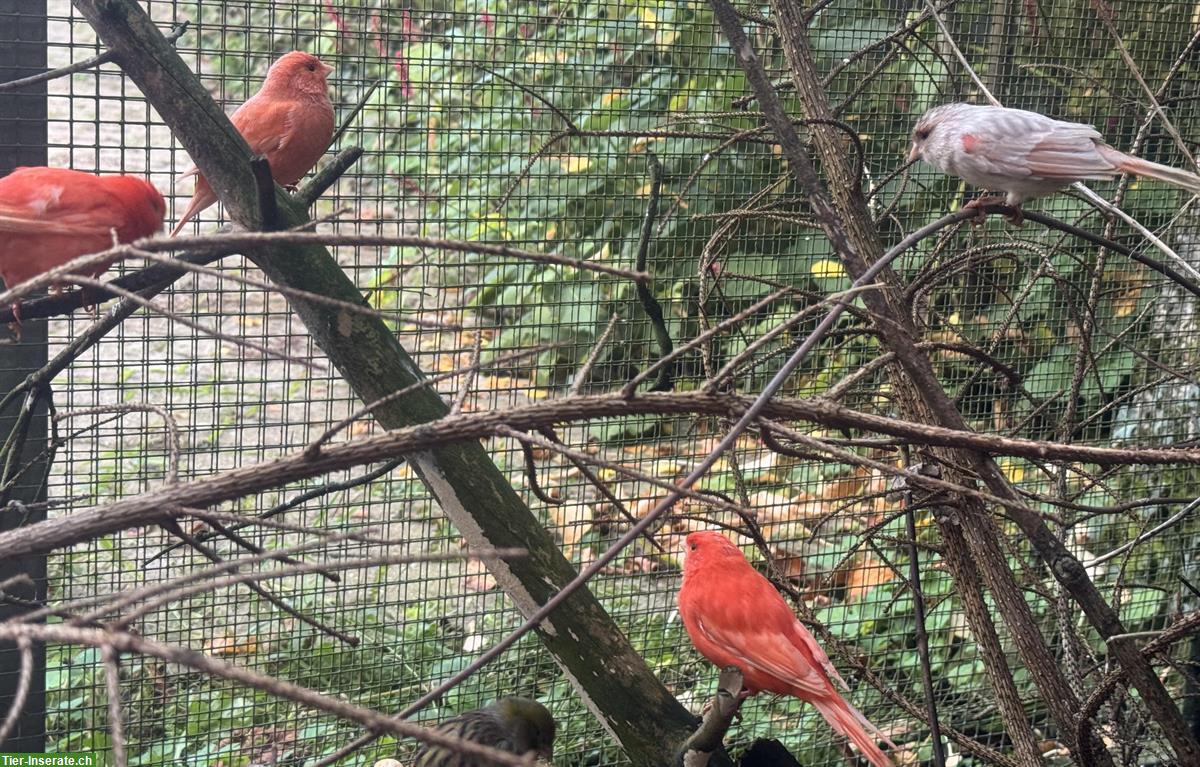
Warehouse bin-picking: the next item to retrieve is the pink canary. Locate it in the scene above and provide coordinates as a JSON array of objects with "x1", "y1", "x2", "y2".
[
  {"x1": 678, "y1": 531, "x2": 895, "y2": 767},
  {"x1": 0, "y1": 166, "x2": 165, "y2": 318},
  {"x1": 909, "y1": 103, "x2": 1200, "y2": 215},
  {"x1": 171, "y1": 51, "x2": 335, "y2": 235}
]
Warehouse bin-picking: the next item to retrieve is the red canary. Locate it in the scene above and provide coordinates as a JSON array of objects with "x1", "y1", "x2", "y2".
[
  {"x1": 678, "y1": 531, "x2": 895, "y2": 767},
  {"x1": 0, "y1": 166, "x2": 165, "y2": 317},
  {"x1": 170, "y1": 51, "x2": 335, "y2": 236}
]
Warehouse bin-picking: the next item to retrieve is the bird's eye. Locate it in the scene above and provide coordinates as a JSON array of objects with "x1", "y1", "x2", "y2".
[
  {"x1": 689, "y1": 543, "x2": 697, "y2": 551},
  {"x1": 915, "y1": 128, "x2": 930, "y2": 141},
  {"x1": 306, "y1": 62, "x2": 316, "y2": 71}
]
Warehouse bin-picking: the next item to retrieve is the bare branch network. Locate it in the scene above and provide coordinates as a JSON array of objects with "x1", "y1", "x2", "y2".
[{"x1": 2, "y1": 0, "x2": 1200, "y2": 766}]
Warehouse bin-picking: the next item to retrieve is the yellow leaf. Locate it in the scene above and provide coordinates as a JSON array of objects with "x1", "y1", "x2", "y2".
[
  {"x1": 559, "y1": 156, "x2": 592, "y2": 174},
  {"x1": 206, "y1": 635, "x2": 259, "y2": 657},
  {"x1": 551, "y1": 503, "x2": 593, "y2": 552},
  {"x1": 845, "y1": 555, "x2": 895, "y2": 603},
  {"x1": 654, "y1": 459, "x2": 684, "y2": 476},
  {"x1": 1114, "y1": 291, "x2": 1140, "y2": 317},
  {"x1": 655, "y1": 29, "x2": 679, "y2": 49},
  {"x1": 601, "y1": 89, "x2": 628, "y2": 106},
  {"x1": 1000, "y1": 458, "x2": 1025, "y2": 484},
  {"x1": 638, "y1": 7, "x2": 658, "y2": 28},
  {"x1": 811, "y1": 259, "x2": 844, "y2": 279},
  {"x1": 546, "y1": 222, "x2": 557, "y2": 240},
  {"x1": 629, "y1": 136, "x2": 663, "y2": 154},
  {"x1": 425, "y1": 116, "x2": 438, "y2": 152},
  {"x1": 947, "y1": 312, "x2": 961, "y2": 325}
]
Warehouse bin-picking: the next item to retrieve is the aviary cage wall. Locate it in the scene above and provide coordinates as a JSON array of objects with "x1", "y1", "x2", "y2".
[{"x1": 0, "y1": 0, "x2": 1197, "y2": 765}]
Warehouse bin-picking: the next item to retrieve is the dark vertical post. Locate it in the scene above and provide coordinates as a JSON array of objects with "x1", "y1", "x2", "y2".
[{"x1": 0, "y1": 0, "x2": 49, "y2": 753}]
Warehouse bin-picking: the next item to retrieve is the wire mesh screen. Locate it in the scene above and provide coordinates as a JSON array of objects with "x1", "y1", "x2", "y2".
[{"x1": 2, "y1": 0, "x2": 1196, "y2": 765}]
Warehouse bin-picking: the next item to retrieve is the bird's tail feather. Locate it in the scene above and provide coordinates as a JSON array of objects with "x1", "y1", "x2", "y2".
[
  {"x1": 1098, "y1": 146, "x2": 1200, "y2": 194},
  {"x1": 169, "y1": 183, "x2": 216, "y2": 237},
  {"x1": 811, "y1": 695, "x2": 894, "y2": 767}
]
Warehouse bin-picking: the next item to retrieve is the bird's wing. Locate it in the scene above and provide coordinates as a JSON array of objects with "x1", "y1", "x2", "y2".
[
  {"x1": 694, "y1": 573, "x2": 833, "y2": 696},
  {"x1": 0, "y1": 209, "x2": 102, "y2": 236},
  {"x1": 1022, "y1": 127, "x2": 1119, "y2": 179},
  {"x1": 173, "y1": 99, "x2": 293, "y2": 184},
  {"x1": 0, "y1": 181, "x2": 124, "y2": 237},
  {"x1": 694, "y1": 612, "x2": 830, "y2": 696},
  {"x1": 962, "y1": 113, "x2": 1114, "y2": 181},
  {"x1": 789, "y1": 622, "x2": 849, "y2": 691},
  {"x1": 230, "y1": 96, "x2": 298, "y2": 159},
  {"x1": 412, "y1": 713, "x2": 516, "y2": 765}
]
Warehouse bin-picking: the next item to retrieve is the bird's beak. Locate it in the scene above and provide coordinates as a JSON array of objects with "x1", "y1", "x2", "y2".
[
  {"x1": 321, "y1": 62, "x2": 334, "y2": 76},
  {"x1": 906, "y1": 143, "x2": 920, "y2": 164}
]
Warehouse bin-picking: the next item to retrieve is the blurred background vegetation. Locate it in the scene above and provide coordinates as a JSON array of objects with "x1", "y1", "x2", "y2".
[{"x1": 37, "y1": 0, "x2": 1200, "y2": 765}]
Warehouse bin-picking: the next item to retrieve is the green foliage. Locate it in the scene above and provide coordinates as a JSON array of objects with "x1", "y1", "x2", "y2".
[{"x1": 49, "y1": 1, "x2": 1200, "y2": 765}]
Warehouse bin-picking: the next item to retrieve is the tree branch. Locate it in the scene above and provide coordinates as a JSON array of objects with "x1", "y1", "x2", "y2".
[
  {"x1": 677, "y1": 666, "x2": 743, "y2": 766},
  {"x1": 69, "y1": 2, "x2": 704, "y2": 762}
]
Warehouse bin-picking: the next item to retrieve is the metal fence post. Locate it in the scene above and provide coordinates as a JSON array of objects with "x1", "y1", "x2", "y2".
[{"x1": 0, "y1": 0, "x2": 49, "y2": 753}]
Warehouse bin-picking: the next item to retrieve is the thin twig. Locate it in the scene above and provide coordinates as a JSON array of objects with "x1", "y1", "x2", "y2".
[
  {"x1": 142, "y1": 460, "x2": 405, "y2": 567},
  {"x1": 53, "y1": 405, "x2": 181, "y2": 484},
  {"x1": 0, "y1": 636, "x2": 32, "y2": 746},
  {"x1": 0, "y1": 21, "x2": 188, "y2": 93},
  {"x1": 569, "y1": 313, "x2": 620, "y2": 396},
  {"x1": 305, "y1": 343, "x2": 568, "y2": 457},
  {"x1": 500, "y1": 426, "x2": 564, "y2": 507},
  {"x1": 102, "y1": 646, "x2": 128, "y2": 767},
  {"x1": 1089, "y1": 0, "x2": 1198, "y2": 170},
  {"x1": 476, "y1": 65, "x2": 579, "y2": 131},
  {"x1": 901, "y1": 447, "x2": 947, "y2": 767},
  {"x1": 63, "y1": 536, "x2": 521, "y2": 628},
  {"x1": 60, "y1": 273, "x2": 324, "y2": 370},
  {"x1": 621, "y1": 287, "x2": 792, "y2": 398},
  {"x1": 0, "y1": 623, "x2": 541, "y2": 767},
  {"x1": 632, "y1": 152, "x2": 674, "y2": 392},
  {"x1": 159, "y1": 519, "x2": 361, "y2": 646},
  {"x1": 1084, "y1": 497, "x2": 1200, "y2": 568},
  {"x1": 111, "y1": 548, "x2": 526, "y2": 631},
  {"x1": 924, "y1": 1, "x2": 999, "y2": 105},
  {"x1": 520, "y1": 426, "x2": 667, "y2": 553},
  {"x1": 330, "y1": 79, "x2": 383, "y2": 148},
  {"x1": 451, "y1": 331, "x2": 484, "y2": 414}
]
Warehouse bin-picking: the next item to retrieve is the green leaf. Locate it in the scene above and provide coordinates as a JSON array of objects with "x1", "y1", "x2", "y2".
[{"x1": 1025, "y1": 345, "x2": 1074, "y2": 402}]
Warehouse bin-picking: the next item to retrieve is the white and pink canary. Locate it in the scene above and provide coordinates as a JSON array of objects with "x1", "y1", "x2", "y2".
[{"x1": 908, "y1": 103, "x2": 1200, "y2": 221}]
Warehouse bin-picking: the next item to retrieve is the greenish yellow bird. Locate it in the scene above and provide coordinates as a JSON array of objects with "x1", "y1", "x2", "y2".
[{"x1": 411, "y1": 697, "x2": 556, "y2": 766}]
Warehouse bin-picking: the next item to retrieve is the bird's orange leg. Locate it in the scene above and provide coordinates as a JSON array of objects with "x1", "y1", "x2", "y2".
[
  {"x1": 8, "y1": 302, "x2": 22, "y2": 342},
  {"x1": 964, "y1": 195, "x2": 1024, "y2": 226}
]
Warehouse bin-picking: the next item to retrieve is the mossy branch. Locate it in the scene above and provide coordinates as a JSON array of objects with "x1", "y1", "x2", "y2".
[{"x1": 68, "y1": 1, "x2": 706, "y2": 763}]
